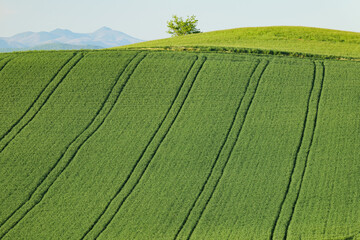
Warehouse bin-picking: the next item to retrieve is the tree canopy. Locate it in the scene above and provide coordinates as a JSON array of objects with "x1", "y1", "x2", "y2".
[{"x1": 166, "y1": 15, "x2": 201, "y2": 37}]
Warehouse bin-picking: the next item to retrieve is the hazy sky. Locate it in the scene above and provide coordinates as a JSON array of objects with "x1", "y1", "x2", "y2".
[{"x1": 1, "y1": 0, "x2": 359, "y2": 40}]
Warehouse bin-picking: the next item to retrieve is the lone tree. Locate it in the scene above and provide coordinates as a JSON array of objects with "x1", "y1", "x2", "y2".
[{"x1": 166, "y1": 15, "x2": 201, "y2": 37}]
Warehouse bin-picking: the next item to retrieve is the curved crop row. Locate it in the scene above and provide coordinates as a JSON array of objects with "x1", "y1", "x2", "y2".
[
  {"x1": 82, "y1": 55, "x2": 204, "y2": 239},
  {"x1": 0, "y1": 52, "x2": 142, "y2": 238},
  {"x1": 0, "y1": 50, "x2": 359, "y2": 239},
  {"x1": 0, "y1": 51, "x2": 139, "y2": 238},
  {"x1": 270, "y1": 61, "x2": 325, "y2": 239},
  {"x1": 0, "y1": 52, "x2": 75, "y2": 143},
  {"x1": 176, "y1": 60, "x2": 268, "y2": 240}
]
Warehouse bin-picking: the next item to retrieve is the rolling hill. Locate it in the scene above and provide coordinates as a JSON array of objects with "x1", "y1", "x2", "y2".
[
  {"x1": 118, "y1": 26, "x2": 360, "y2": 59},
  {"x1": 0, "y1": 27, "x2": 359, "y2": 239}
]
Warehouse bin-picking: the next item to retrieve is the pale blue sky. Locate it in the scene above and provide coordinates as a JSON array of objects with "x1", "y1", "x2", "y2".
[{"x1": 1, "y1": 0, "x2": 359, "y2": 40}]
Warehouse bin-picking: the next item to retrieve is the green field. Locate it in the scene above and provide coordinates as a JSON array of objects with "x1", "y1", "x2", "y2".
[
  {"x1": 117, "y1": 26, "x2": 360, "y2": 59},
  {"x1": 0, "y1": 28, "x2": 360, "y2": 239}
]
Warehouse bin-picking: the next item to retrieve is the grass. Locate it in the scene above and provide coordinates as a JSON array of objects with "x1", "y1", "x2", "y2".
[
  {"x1": 116, "y1": 26, "x2": 360, "y2": 59},
  {"x1": 0, "y1": 52, "x2": 75, "y2": 140},
  {"x1": 0, "y1": 51, "x2": 138, "y2": 237},
  {"x1": 0, "y1": 32, "x2": 360, "y2": 239}
]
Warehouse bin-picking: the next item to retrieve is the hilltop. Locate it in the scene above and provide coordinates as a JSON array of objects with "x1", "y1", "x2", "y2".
[{"x1": 117, "y1": 26, "x2": 360, "y2": 59}]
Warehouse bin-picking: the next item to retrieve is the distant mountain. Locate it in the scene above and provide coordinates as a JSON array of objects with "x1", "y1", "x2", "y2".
[
  {"x1": 0, "y1": 43, "x2": 103, "y2": 52},
  {"x1": 0, "y1": 27, "x2": 143, "y2": 52}
]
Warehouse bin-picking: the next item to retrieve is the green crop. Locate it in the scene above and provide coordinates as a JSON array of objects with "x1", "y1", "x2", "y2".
[
  {"x1": 0, "y1": 52, "x2": 75, "y2": 141},
  {"x1": 0, "y1": 50, "x2": 359, "y2": 240}
]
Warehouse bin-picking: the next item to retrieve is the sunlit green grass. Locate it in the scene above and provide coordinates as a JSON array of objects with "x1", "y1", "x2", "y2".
[
  {"x1": 116, "y1": 26, "x2": 360, "y2": 59},
  {"x1": 0, "y1": 49, "x2": 359, "y2": 239}
]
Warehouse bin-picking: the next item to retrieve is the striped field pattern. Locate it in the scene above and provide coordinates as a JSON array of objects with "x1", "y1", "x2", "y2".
[{"x1": 0, "y1": 50, "x2": 359, "y2": 239}]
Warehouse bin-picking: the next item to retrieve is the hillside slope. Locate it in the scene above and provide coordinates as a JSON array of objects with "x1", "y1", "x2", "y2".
[
  {"x1": 0, "y1": 50, "x2": 359, "y2": 239},
  {"x1": 117, "y1": 26, "x2": 360, "y2": 59}
]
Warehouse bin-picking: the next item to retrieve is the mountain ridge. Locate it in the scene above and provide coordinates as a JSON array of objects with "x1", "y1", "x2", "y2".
[{"x1": 0, "y1": 27, "x2": 143, "y2": 51}]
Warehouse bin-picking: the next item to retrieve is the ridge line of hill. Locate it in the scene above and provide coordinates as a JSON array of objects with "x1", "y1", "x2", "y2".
[
  {"x1": 1, "y1": 47, "x2": 359, "y2": 62},
  {"x1": 118, "y1": 46, "x2": 360, "y2": 61},
  {"x1": 117, "y1": 26, "x2": 360, "y2": 61}
]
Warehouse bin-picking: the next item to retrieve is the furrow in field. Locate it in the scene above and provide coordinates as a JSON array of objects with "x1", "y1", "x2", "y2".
[
  {"x1": 285, "y1": 60, "x2": 360, "y2": 238},
  {"x1": 0, "y1": 58, "x2": 12, "y2": 73},
  {"x1": 269, "y1": 61, "x2": 317, "y2": 239},
  {"x1": 0, "y1": 53, "x2": 144, "y2": 239},
  {"x1": 0, "y1": 53, "x2": 82, "y2": 152},
  {"x1": 343, "y1": 232, "x2": 360, "y2": 240},
  {"x1": 173, "y1": 59, "x2": 263, "y2": 239},
  {"x1": 321, "y1": 152, "x2": 338, "y2": 236},
  {"x1": 94, "y1": 56, "x2": 264, "y2": 239},
  {"x1": 0, "y1": 53, "x2": 75, "y2": 140},
  {"x1": 186, "y1": 58, "x2": 315, "y2": 239},
  {"x1": 283, "y1": 62, "x2": 325, "y2": 239},
  {"x1": 80, "y1": 55, "x2": 200, "y2": 239},
  {"x1": 0, "y1": 53, "x2": 76, "y2": 141},
  {"x1": 2, "y1": 53, "x2": 199, "y2": 239},
  {"x1": 353, "y1": 231, "x2": 360, "y2": 239},
  {"x1": 0, "y1": 52, "x2": 139, "y2": 233},
  {"x1": 86, "y1": 57, "x2": 207, "y2": 240},
  {"x1": 185, "y1": 60, "x2": 269, "y2": 240},
  {"x1": 269, "y1": 61, "x2": 325, "y2": 239}
]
